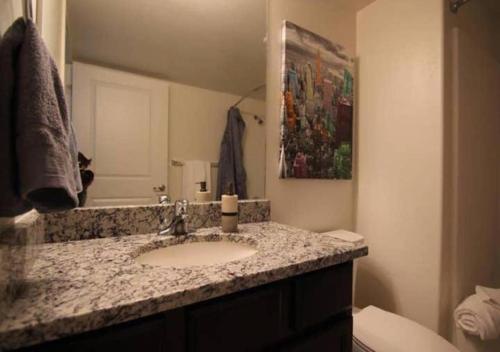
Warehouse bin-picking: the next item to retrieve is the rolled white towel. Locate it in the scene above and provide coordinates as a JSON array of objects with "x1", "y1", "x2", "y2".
[
  {"x1": 454, "y1": 286, "x2": 500, "y2": 340},
  {"x1": 476, "y1": 286, "x2": 500, "y2": 309}
]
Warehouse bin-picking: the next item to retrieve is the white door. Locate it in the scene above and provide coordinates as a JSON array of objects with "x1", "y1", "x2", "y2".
[{"x1": 72, "y1": 62, "x2": 169, "y2": 206}]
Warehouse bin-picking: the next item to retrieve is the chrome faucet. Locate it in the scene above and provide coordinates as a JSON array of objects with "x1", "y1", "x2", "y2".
[{"x1": 158, "y1": 198, "x2": 189, "y2": 236}]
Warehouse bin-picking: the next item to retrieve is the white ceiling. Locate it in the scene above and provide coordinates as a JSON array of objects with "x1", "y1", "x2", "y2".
[{"x1": 67, "y1": 0, "x2": 267, "y2": 97}]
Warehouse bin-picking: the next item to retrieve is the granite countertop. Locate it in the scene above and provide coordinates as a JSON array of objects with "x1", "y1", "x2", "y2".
[{"x1": 0, "y1": 222, "x2": 368, "y2": 350}]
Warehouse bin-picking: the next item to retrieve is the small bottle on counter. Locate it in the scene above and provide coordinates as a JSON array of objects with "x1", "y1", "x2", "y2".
[
  {"x1": 221, "y1": 182, "x2": 238, "y2": 233},
  {"x1": 195, "y1": 181, "x2": 212, "y2": 202}
]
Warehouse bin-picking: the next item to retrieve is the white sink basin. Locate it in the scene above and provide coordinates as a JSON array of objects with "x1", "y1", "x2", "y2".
[{"x1": 135, "y1": 240, "x2": 257, "y2": 268}]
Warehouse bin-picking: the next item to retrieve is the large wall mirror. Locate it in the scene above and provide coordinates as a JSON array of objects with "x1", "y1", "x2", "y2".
[{"x1": 66, "y1": 0, "x2": 267, "y2": 207}]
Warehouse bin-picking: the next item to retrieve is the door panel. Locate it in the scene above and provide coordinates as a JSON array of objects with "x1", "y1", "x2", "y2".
[
  {"x1": 94, "y1": 84, "x2": 152, "y2": 176},
  {"x1": 187, "y1": 285, "x2": 287, "y2": 352},
  {"x1": 72, "y1": 62, "x2": 169, "y2": 206}
]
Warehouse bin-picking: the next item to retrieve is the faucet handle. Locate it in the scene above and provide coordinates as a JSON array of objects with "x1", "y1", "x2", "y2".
[
  {"x1": 174, "y1": 199, "x2": 189, "y2": 216},
  {"x1": 158, "y1": 195, "x2": 170, "y2": 205}
]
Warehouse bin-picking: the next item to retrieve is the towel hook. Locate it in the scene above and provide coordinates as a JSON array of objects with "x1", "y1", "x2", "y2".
[{"x1": 23, "y1": 0, "x2": 33, "y2": 22}]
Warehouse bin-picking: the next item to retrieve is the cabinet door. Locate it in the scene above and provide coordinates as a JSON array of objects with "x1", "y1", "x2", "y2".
[
  {"x1": 281, "y1": 317, "x2": 352, "y2": 352},
  {"x1": 187, "y1": 285, "x2": 287, "y2": 352},
  {"x1": 21, "y1": 314, "x2": 169, "y2": 352},
  {"x1": 294, "y1": 262, "x2": 352, "y2": 330}
]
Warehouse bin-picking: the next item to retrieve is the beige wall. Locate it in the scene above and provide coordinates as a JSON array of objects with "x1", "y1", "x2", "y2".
[
  {"x1": 444, "y1": 1, "x2": 500, "y2": 351},
  {"x1": 356, "y1": 1, "x2": 500, "y2": 350},
  {"x1": 265, "y1": 0, "x2": 361, "y2": 232},
  {"x1": 0, "y1": 0, "x2": 22, "y2": 35},
  {"x1": 37, "y1": 0, "x2": 66, "y2": 80},
  {"x1": 0, "y1": 0, "x2": 65, "y2": 79},
  {"x1": 355, "y1": 0, "x2": 445, "y2": 332},
  {"x1": 168, "y1": 83, "x2": 266, "y2": 201},
  {"x1": 0, "y1": 0, "x2": 66, "y2": 79}
]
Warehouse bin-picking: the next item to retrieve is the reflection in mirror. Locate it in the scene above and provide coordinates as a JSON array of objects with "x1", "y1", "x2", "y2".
[{"x1": 66, "y1": 0, "x2": 267, "y2": 207}]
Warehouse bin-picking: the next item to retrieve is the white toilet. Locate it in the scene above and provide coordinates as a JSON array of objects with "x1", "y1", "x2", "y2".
[{"x1": 322, "y1": 230, "x2": 459, "y2": 352}]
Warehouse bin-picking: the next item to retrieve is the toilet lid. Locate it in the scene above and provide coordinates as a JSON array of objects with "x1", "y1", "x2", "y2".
[
  {"x1": 353, "y1": 306, "x2": 459, "y2": 352},
  {"x1": 321, "y1": 230, "x2": 365, "y2": 245}
]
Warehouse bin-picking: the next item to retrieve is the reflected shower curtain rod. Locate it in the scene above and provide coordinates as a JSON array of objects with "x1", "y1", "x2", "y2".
[
  {"x1": 450, "y1": 0, "x2": 472, "y2": 13},
  {"x1": 232, "y1": 84, "x2": 266, "y2": 108},
  {"x1": 171, "y1": 160, "x2": 218, "y2": 168}
]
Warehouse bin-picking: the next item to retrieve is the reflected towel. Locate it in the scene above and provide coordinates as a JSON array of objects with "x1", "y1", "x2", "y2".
[
  {"x1": 216, "y1": 107, "x2": 247, "y2": 199},
  {"x1": 181, "y1": 160, "x2": 211, "y2": 201},
  {"x1": 455, "y1": 286, "x2": 500, "y2": 340}
]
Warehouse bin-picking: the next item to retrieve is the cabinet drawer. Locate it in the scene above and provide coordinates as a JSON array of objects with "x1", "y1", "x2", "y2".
[
  {"x1": 187, "y1": 285, "x2": 287, "y2": 352},
  {"x1": 294, "y1": 262, "x2": 352, "y2": 330}
]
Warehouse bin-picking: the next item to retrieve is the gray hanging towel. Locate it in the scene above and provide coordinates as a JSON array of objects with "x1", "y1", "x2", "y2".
[
  {"x1": 216, "y1": 107, "x2": 248, "y2": 200},
  {"x1": 0, "y1": 18, "x2": 82, "y2": 216}
]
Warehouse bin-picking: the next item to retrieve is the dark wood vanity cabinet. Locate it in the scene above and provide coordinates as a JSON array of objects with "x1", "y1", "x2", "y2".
[{"x1": 21, "y1": 262, "x2": 353, "y2": 352}]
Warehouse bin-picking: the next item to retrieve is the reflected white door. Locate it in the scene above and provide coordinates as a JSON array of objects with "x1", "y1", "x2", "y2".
[{"x1": 72, "y1": 62, "x2": 169, "y2": 206}]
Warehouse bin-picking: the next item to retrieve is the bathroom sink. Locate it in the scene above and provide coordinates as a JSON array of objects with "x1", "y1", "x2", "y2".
[{"x1": 135, "y1": 240, "x2": 257, "y2": 268}]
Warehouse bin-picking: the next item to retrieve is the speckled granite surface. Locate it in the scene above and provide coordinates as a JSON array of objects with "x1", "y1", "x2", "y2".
[
  {"x1": 43, "y1": 199, "x2": 270, "y2": 243},
  {"x1": 0, "y1": 221, "x2": 367, "y2": 350}
]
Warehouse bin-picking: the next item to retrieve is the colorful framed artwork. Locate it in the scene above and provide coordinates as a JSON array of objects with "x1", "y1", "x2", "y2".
[{"x1": 279, "y1": 21, "x2": 354, "y2": 179}]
